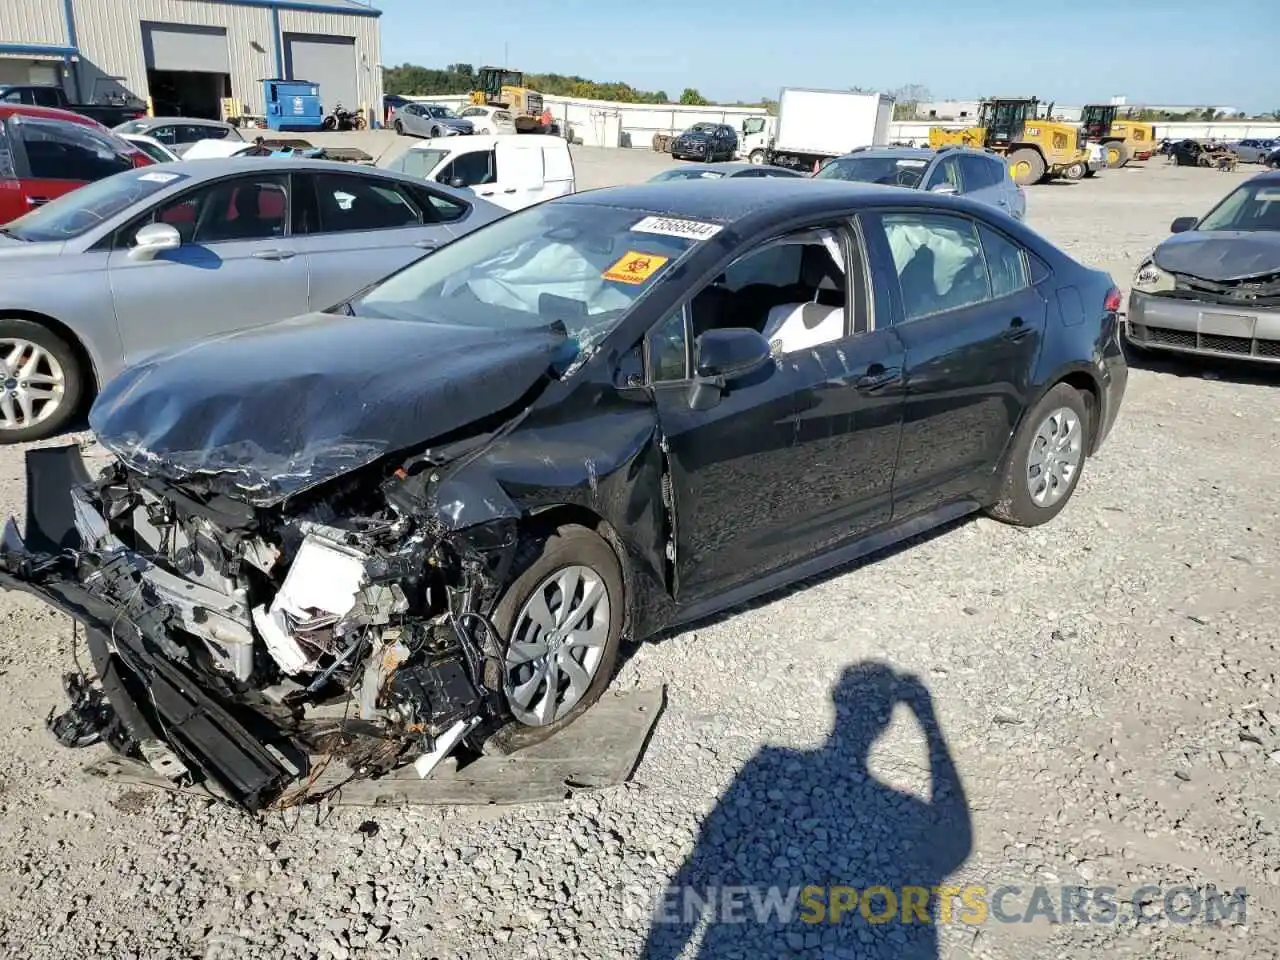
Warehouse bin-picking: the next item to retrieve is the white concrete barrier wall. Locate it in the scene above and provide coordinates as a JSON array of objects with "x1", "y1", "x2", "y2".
[{"x1": 412, "y1": 94, "x2": 1280, "y2": 149}]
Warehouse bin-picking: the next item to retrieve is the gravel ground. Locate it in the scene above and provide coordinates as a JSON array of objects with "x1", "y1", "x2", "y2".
[{"x1": 1, "y1": 146, "x2": 1278, "y2": 960}]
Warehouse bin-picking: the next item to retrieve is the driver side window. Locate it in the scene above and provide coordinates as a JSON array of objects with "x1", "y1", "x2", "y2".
[
  {"x1": 925, "y1": 156, "x2": 961, "y2": 191},
  {"x1": 438, "y1": 150, "x2": 497, "y2": 187}
]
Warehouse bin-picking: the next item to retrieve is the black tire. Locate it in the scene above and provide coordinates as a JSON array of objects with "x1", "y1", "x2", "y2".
[
  {"x1": 429, "y1": 125, "x2": 441, "y2": 138},
  {"x1": 1105, "y1": 141, "x2": 1130, "y2": 169},
  {"x1": 748, "y1": 149, "x2": 765, "y2": 165},
  {"x1": 393, "y1": 120, "x2": 404, "y2": 135},
  {"x1": 322, "y1": 115, "x2": 337, "y2": 131},
  {"x1": 1062, "y1": 161, "x2": 1086, "y2": 181},
  {"x1": 1007, "y1": 147, "x2": 1045, "y2": 186},
  {"x1": 352, "y1": 115, "x2": 366, "y2": 130},
  {"x1": 0, "y1": 318, "x2": 85, "y2": 444},
  {"x1": 490, "y1": 524, "x2": 624, "y2": 733},
  {"x1": 986, "y1": 383, "x2": 1091, "y2": 527}
]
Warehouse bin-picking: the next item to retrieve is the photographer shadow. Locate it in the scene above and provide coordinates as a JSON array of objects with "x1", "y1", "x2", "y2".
[{"x1": 642, "y1": 662, "x2": 972, "y2": 960}]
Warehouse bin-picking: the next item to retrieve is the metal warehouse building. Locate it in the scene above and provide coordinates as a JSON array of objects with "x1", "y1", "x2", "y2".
[{"x1": 1, "y1": 0, "x2": 383, "y2": 122}]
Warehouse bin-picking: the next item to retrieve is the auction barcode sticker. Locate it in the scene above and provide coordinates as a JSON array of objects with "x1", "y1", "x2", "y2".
[{"x1": 632, "y1": 216, "x2": 723, "y2": 240}]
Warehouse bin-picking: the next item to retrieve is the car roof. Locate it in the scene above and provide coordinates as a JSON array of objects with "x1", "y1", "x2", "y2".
[
  {"x1": 1248, "y1": 169, "x2": 1280, "y2": 185},
  {"x1": 563, "y1": 177, "x2": 984, "y2": 224},
  {"x1": 0, "y1": 103, "x2": 103, "y2": 127},
  {"x1": 665, "y1": 162, "x2": 798, "y2": 176},
  {"x1": 133, "y1": 116, "x2": 231, "y2": 127},
  {"x1": 406, "y1": 133, "x2": 564, "y2": 150},
  {"x1": 156, "y1": 157, "x2": 480, "y2": 192}
]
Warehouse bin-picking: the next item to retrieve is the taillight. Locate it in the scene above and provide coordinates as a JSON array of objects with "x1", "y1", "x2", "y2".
[
  {"x1": 1103, "y1": 286, "x2": 1122, "y2": 313},
  {"x1": 130, "y1": 150, "x2": 154, "y2": 167}
]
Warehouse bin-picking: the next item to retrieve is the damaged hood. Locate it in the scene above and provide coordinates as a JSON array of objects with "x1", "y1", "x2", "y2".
[
  {"x1": 88, "y1": 312, "x2": 573, "y2": 507},
  {"x1": 1153, "y1": 230, "x2": 1280, "y2": 282}
]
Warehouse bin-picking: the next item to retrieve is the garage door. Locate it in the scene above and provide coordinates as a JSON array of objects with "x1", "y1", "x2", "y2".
[
  {"x1": 284, "y1": 34, "x2": 357, "y2": 113},
  {"x1": 142, "y1": 23, "x2": 230, "y2": 74}
]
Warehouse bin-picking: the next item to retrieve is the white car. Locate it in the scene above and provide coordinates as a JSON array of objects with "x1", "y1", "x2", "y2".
[
  {"x1": 119, "y1": 133, "x2": 182, "y2": 164},
  {"x1": 456, "y1": 105, "x2": 517, "y2": 135},
  {"x1": 385, "y1": 134, "x2": 575, "y2": 212}
]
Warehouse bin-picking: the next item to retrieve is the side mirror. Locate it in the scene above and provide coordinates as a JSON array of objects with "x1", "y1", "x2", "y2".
[
  {"x1": 930, "y1": 182, "x2": 958, "y2": 195},
  {"x1": 449, "y1": 177, "x2": 467, "y2": 189},
  {"x1": 1170, "y1": 216, "x2": 1197, "y2": 234},
  {"x1": 128, "y1": 221, "x2": 181, "y2": 261},
  {"x1": 688, "y1": 328, "x2": 772, "y2": 410}
]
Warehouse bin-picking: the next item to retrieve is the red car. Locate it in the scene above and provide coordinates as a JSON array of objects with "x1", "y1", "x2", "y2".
[{"x1": 0, "y1": 104, "x2": 152, "y2": 225}]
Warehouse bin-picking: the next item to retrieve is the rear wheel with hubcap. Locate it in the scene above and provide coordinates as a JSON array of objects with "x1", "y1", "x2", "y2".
[
  {"x1": 1063, "y1": 161, "x2": 1086, "y2": 181},
  {"x1": 748, "y1": 149, "x2": 765, "y2": 165},
  {"x1": 987, "y1": 383, "x2": 1091, "y2": 527},
  {"x1": 0, "y1": 319, "x2": 83, "y2": 444},
  {"x1": 492, "y1": 524, "x2": 624, "y2": 731}
]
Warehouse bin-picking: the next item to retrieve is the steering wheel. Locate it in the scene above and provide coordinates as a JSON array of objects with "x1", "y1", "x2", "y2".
[{"x1": 896, "y1": 168, "x2": 920, "y2": 188}]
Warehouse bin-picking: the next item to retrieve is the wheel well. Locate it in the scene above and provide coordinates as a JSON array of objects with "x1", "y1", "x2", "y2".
[
  {"x1": 0, "y1": 309, "x2": 100, "y2": 411},
  {"x1": 522, "y1": 504, "x2": 637, "y2": 637},
  {"x1": 1057, "y1": 370, "x2": 1101, "y2": 452}
]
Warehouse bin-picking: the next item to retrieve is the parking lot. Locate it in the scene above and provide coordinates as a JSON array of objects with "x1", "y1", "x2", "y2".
[{"x1": 0, "y1": 143, "x2": 1278, "y2": 960}]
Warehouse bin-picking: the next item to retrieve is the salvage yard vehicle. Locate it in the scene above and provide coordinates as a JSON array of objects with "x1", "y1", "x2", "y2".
[
  {"x1": 813, "y1": 146, "x2": 1026, "y2": 220},
  {"x1": 0, "y1": 104, "x2": 153, "y2": 224},
  {"x1": 391, "y1": 102, "x2": 475, "y2": 139},
  {"x1": 928, "y1": 97, "x2": 1092, "y2": 186},
  {"x1": 1079, "y1": 104, "x2": 1158, "y2": 168},
  {"x1": 0, "y1": 178, "x2": 1127, "y2": 811},
  {"x1": 0, "y1": 158, "x2": 503, "y2": 441},
  {"x1": 469, "y1": 66, "x2": 547, "y2": 134},
  {"x1": 647, "y1": 161, "x2": 803, "y2": 181},
  {"x1": 1125, "y1": 169, "x2": 1280, "y2": 364},
  {"x1": 386, "y1": 134, "x2": 575, "y2": 211},
  {"x1": 119, "y1": 132, "x2": 182, "y2": 164},
  {"x1": 1227, "y1": 138, "x2": 1278, "y2": 164},
  {"x1": 670, "y1": 123, "x2": 739, "y2": 162},
  {"x1": 765, "y1": 88, "x2": 893, "y2": 172},
  {"x1": 113, "y1": 116, "x2": 244, "y2": 156}
]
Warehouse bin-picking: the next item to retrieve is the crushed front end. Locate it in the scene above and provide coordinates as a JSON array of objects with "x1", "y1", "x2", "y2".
[{"x1": 0, "y1": 443, "x2": 519, "y2": 812}]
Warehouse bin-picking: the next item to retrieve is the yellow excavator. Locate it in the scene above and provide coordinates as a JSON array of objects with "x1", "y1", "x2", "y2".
[
  {"x1": 470, "y1": 66, "x2": 547, "y2": 134},
  {"x1": 1079, "y1": 104, "x2": 1157, "y2": 169},
  {"x1": 928, "y1": 97, "x2": 1092, "y2": 186}
]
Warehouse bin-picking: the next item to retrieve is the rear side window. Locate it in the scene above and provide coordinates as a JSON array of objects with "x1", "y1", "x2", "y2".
[
  {"x1": 0, "y1": 121, "x2": 14, "y2": 178},
  {"x1": 408, "y1": 184, "x2": 467, "y2": 223},
  {"x1": 958, "y1": 154, "x2": 1004, "y2": 190},
  {"x1": 16, "y1": 117, "x2": 135, "y2": 181},
  {"x1": 976, "y1": 223, "x2": 1029, "y2": 298},
  {"x1": 312, "y1": 172, "x2": 421, "y2": 232},
  {"x1": 30, "y1": 87, "x2": 62, "y2": 108}
]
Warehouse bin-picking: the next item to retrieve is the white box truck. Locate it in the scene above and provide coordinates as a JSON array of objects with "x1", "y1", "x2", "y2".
[{"x1": 766, "y1": 88, "x2": 895, "y2": 172}]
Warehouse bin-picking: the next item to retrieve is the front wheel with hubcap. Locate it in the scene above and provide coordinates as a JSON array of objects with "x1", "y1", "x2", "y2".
[
  {"x1": 1063, "y1": 161, "x2": 1086, "y2": 181},
  {"x1": 0, "y1": 318, "x2": 83, "y2": 444},
  {"x1": 492, "y1": 524, "x2": 624, "y2": 730},
  {"x1": 748, "y1": 149, "x2": 765, "y2": 165},
  {"x1": 987, "y1": 383, "x2": 1091, "y2": 527},
  {"x1": 1007, "y1": 148, "x2": 1046, "y2": 186}
]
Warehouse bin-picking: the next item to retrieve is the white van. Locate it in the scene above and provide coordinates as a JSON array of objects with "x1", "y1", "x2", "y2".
[{"x1": 385, "y1": 134, "x2": 575, "y2": 212}]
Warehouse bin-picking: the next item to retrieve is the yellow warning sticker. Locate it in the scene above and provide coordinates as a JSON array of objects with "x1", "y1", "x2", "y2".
[{"x1": 603, "y1": 251, "x2": 670, "y2": 285}]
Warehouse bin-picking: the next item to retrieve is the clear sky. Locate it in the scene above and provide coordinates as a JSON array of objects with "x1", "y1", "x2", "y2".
[{"x1": 372, "y1": 0, "x2": 1273, "y2": 113}]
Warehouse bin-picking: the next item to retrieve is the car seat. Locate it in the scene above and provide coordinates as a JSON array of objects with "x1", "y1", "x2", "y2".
[{"x1": 759, "y1": 245, "x2": 848, "y2": 352}]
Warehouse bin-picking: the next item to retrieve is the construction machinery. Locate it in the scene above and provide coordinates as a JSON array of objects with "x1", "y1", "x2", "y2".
[
  {"x1": 1079, "y1": 104, "x2": 1158, "y2": 169},
  {"x1": 928, "y1": 97, "x2": 1091, "y2": 186},
  {"x1": 470, "y1": 66, "x2": 547, "y2": 134}
]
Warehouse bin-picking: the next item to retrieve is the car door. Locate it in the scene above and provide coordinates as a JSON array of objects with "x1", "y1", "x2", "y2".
[
  {"x1": 955, "y1": 152, "x2": 1010, "y2": 214},
  {"x1": 862, "y1": 208, "x2": 1049, "y2": 518},
  {"x1": 435, "y1": 147, "x2": 502, "y2": 203},
  {"x1": 648, "y1": 219, "x2": 905, "y2": 602},
  {"x1": 493, "y1": 139, "x2": 545, "y2": 209},
  {"x1": 106, "y1": 171, "x2": 310, "y2": 364},
  {"x1": 8, "y1": 115, "x2": 136, "y2": 211},
  {"x1": 292, "y1": 170, "x2": 470, "y2": 310},
  {"x1": 923, "y1": 154, "x2": 963, "y2": 196}
]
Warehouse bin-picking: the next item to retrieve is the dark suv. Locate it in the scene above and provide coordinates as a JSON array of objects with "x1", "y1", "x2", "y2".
[{"x1": 671, "y1": 123, "x2": 738, "y2": 162}]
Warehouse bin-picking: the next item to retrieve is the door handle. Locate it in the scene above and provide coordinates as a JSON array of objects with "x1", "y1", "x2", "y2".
[
  {"x1": 1003, "y1": 317, "x2": 1032, "y2": 341},
  {"x1": 997, "y1": 198, "x2": 1008, "y2": 206},
  {"x1": 503, "y1": 188, "x2": 518, "y2": 194},
  {"x1": 413, "y1": 239, "x2": 439, "y2": 250},
  {"x1": 478, "y1": 190, "x2": 496, "y2": 196},
  {"x1": 25, "y1": 196, "x2": 50, "y2": 207},
  {"x1": 251, "y1": 249, "x2": 296, "y2": 260},
  {"x1": 855, "y1": 365, "x2": 902, "y2": 392}
]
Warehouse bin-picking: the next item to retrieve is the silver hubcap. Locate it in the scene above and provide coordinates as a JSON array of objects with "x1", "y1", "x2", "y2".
[
  {"x1": 504, "y1": 564, "x2": 610, "y2": 726},
  {"x1": 0, "y1": 338, "x2": 65, "y2": 432},
  {"x1": 1026, "y1": 407, "x2": 1083, "y2": 508},
  {"x1": 749, "y1": 152, "x2": 763, "y2": 165}
]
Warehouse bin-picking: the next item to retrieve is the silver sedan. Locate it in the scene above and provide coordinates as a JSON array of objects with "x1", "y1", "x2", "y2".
[{"x1": 0, "y1": 157, "x2": 505, "y2": 442}]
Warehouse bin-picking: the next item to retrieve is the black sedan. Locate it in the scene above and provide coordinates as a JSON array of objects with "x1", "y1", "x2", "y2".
[
  {"x1": 0, "y1": 179, "x2": 1128, "y2": 810},
  {"x1": 648, "y1": 161, "x2": 804, "y2": 182}
]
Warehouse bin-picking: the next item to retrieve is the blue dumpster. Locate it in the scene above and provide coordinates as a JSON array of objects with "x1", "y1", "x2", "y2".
[{"x1": 262, "y1": 79, "x2": 323, "y2": 132}]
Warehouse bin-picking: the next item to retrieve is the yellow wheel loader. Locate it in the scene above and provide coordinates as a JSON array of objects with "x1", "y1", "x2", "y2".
[
  {"x1": 1080, "y1": 104, "x2": 1157, "y2": 169},
  {"x1": 928, "y1": 97, "x2": 1091, "y2": 186},
  {"x1": 470, "y1": 66, "x2": 548, "y2": 134}
]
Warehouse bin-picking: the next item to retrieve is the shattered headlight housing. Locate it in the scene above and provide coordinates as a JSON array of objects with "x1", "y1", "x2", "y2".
[{"x1": 1133, "y1": 260, "x2": 1175, "y2": 294}]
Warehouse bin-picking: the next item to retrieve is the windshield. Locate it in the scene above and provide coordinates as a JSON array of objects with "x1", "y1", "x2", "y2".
[
  {"x1": 426, "y1": 106, "x2": 457, "y2": 119},
  {"x1": 0, "y1": 167, "x2": 188, "y2": 242},
  {"x1": 391, "y1": 147, "x2": 450, "y2": 179},
  {"x1": 114, "y1": 119, "x2": 148, "y2": 134},
  {"x1": 684, "y1": 124, "x2": 716, "y2": 135},
  {"x1": 1196, "y1": 182, "x2": 1280, "y2": 232},
  {"x1": 353, "y1": 203, "x2": 706, "y2": 353},
  {"x1": 814, "y1": 155, "x2": 929, "y2": 188},
  {"x1": 649, "y1": 168, "x2": 726, "y2": 182}
]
